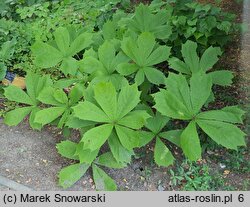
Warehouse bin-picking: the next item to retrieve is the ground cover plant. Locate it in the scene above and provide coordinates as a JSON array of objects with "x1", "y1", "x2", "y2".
[{"x1": 0, "y1": 0, "x2": 248, "y2": 190}]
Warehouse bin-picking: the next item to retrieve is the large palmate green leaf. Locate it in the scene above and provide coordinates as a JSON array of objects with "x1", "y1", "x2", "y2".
[
  {"x1": 154, "y1": 73, "x2": 246, "y2": 160},
  {"x1": 155, "y1": 73, "x2": 212, "y2": 119},
  {"x1": 32, "y1": 27, "x2": 93, "y2": 75},
  {"x1": 4, "y1": 72, "x2": 52, "y2": 129},
  {"x1": 79, "y1": 41, "x2": 128, "y2": 89},
  {"x1": 128, "y1": 4, "x2": 172, "y2": 40},
  {"x1": 34, "y1": 82, "x2": 85, "y2": 128},
  {"x1": 117, "y1": 32, "x2": 171, "y2": 85},
  {"x1": 155, "y1": 73, "x2": 197, "y2": 120},
  {"x1": 141, "y1": 112, "x2": 181, "y2": 167},
  {"x1": 168, "y1": 40, "x2": 233, "y2": 86},
  {"x1": 73, "y1": 82, "x2": 150, "y2": 162},
  {"x1": 34, "y1": 87, "x2": 68, "y2": 128}
]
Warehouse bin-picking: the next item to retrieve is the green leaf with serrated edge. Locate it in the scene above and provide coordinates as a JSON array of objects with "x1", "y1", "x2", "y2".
[
  {"x1": 120, "y1": 32, "x2": 169, "y2": 85},
  {"x1": 208, "y1": 70, "x2": 234, "y2": 86},
  {"x1": 91, "y1": 74, "x2": 128, "y2": 91},
  {"x1": 34, "y1": 107, "x2": 66, "y2": 126},
  {"x1": 81, "y1": 124, "x2": 113, "y2": 151},
  {"x1": 25, "y1": 72, "x2": 47, "y2": 104},
  {"x1": 102, "y1": 20, "x2": 117, "y2": 40},
  {"x1": 118, "y1": 110, "x2": 150, "y2": 130},
  {"x1": 145, "y1": 46, "x2": 171, "y2": 66},
  {"x1": 69, "y1": 33, "x2": 93, "y2": 56},
  {"x1": 196, "y1": 106, "x2": 245, "y2": 124},
  {"x1": 65, "y1": 116, "x2": 95, "y2": 129},
  {"x1": 181, "y1": 40, "x2": 199, "y2": 73},
  {"x1": 29, "y1": 107, "x2": 42, "y2": 130},
  {"x1": 98, "y1": 41, "x2": 115, "y2": 72},
  {"x1": 154, "y1": 137, "x2": 174, "y2": 167},
  {"x1": 200, "y1": 46, "x2": 222, "y2": 72},
  {"x1": 117, "y1": 84, "x2": 141, "y2": 119},
  {"x1": 112, "y1": 52, "x2": 130, "y2": 72},
  {"x1": 94, "y1": 82, "x2": 117, "y2": 120},
  {"x1": 56, "y1": 141, "x2": 79, "y2": 160},
  {"x1": 137, "y1": 131, "x2": 155, "y2": 147},
  {"x1": 115, "y1": 125, "x2": 140, "y2": 150},
  {"x1": 79, "y1": 56, "x2": 102, "y2": 74},
  {"x1": 135, "y1": 69, "x2": 145, "y2": 85},
  {"x1": 31, "y1": 41, "x2": 63, "y2": 68},
  {"x1": 144, "y1": 67, "x2": 165, "y2": 85},
  {"x1": 159, "y1": 130, "x2": 183, "y2": 147},
  {"x1": 153, "y1": 89, "x2": 192, "y2": 120},
  {"x1": 57, "y1": 109, "x2": 70, "y2": 128},
  {"x1": 54, "y1": 27, "x2": 70, "y2": 55},
  {"x1": 60, "y1": 57, "x2": 78, "y2": 75},
  {"x1": 4, "y1": 85, "x2": 34, "y2": 105},
  {"x1": 121, "y1": 37, "x2": 139, "y2": 63},
  {"x1": 4, "y1": 107, "x2": 33, "y2": 126},
  {"x1": 180, "y1": 121, "x2": 201, "y2": 161},
  {"x1": 129, "y1": 4, "x2": 172, "y2": 39},
  {"x1": 137, "y1": 32, "x2": 156, "y2": 65},
  {"x1": 58, "y1": 163, "x2": 89, "y2": 189},
  {"x1": 145, "y1": 112, "x2": 169, "y2": 134},
  {"x1": 168, "y1": 57, "x2": 190, "y2": 75},
  {"x1": 53, "y1": 89, "x2": 68, "y2": 104},
  {"x1": 54, "y1": 79, "x2": 78, "y2": 88},
  {"x1": 25, "y1": 72, "x2": 42, "y2": 103},
  {"x1": 117, "y1": 63, "x2": 140, "y2": 76},
  {"x1": 92, "y1": 164, "x2": 117, "y2": 191},
  {"x1": 190, "y1": 73, "x2": 212, "y2": 114},
  {"x1": 76, "y1": 142, "x2": 99, "y2": 164},
  {"x1": 197, "y1": 119, "x2": 246, "y2": 150},
  {"x1": 96, "y1": 152, "x2": 127, "y2": 169},
  {"x1": 108, "y1": 132, "x2": 134, "y2": 164},
  {"x1": 165, "y1": 73, "x2": 192, "y2": 112},
  {"x1": 38, "y1": 87, "x2": 63, "y2": 106},
  {"x1": 69, "y1": 83, "x2": 84, "y2": 105},
  {"x1": 73, "y1": 101, "x2": 110, "y2": 123}
]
